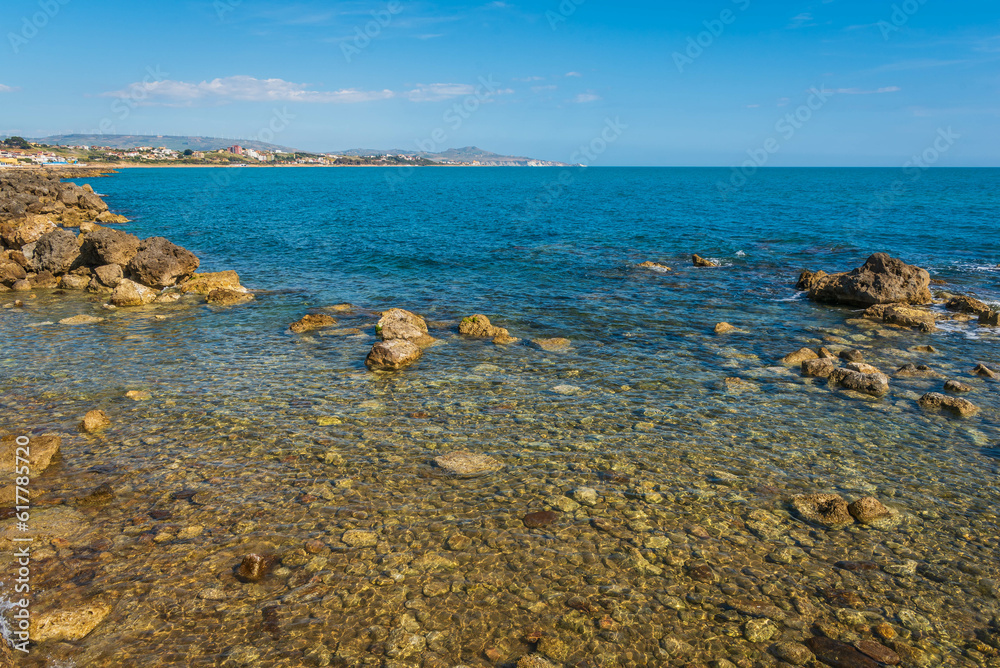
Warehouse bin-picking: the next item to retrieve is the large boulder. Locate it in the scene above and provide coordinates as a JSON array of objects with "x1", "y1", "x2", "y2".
[
  {"x1": 803, "y1": 253, "x2": 932, "y2": 307},
  {"x1": 127, "y1": 237, "x2": 199, "y2": 288},
  {"x1": 110, "y1": 279, "x2": 158, "y2": 307},
  {"x1": 32, "y1": 228, "x2": 80, "y2": 275},
  {"x1": 376, "y1": 308, "x2": 429, "y2": 342},
  {"x1": 0, "y1": 261, "x2": 27, "y2": 286},
  {"x1": 94, "y1": 264, "x2": 124, "y2": 288},
  {"x1": 79, "y1": 190, "x2": 109, "y2": 212},
  {"x1": 12, "y1": 216, "x2": 57, "y2": 248},
  {"x1": 80, "y1": 228, "x2": 141, "y2": 267},
  {"x1": 365, "y1": 339, "x2": 422, "y2": 370}
]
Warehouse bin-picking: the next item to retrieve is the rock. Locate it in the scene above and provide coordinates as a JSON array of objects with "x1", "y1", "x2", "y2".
[
  {"x1": 81, "y1": 410, "x2": 111, "y2": 433},
  {"x1": 745, "y1": 509, "x2": 785, "y2": 540},
  {"x1": 530, "y1": 337, "x2": 571, "y2": 352},
  {"x1": 94, "y1": 263, "x2": 124, "y2": 288},
  {"x1": 126, "y1": 390, "x2": 152, "y2": 401},
  {"x1": 59, "y1": 273, "x2": 89, "y2": 290},
  {"x1": 847, "y1": 497, "x2": 891, "y2": 524},
  {"x1": 692, "y1": 254, "x2": 718, "y2": 267},
  {"x1": 771, "y1": 641, "x2": 814, "y2": 665},
  {"x1": 365, "y1": 339, "x2": 422, "y2": 371},
  {"x1": 0, "y1": 261, "x2": 27, "y2": 285},
  {"x1": 518, "y1": 656, "x2": 557, "y2": 668},
  {"x1": 59, "y1": 314, "x2": 104, "y2": 325},
  {"x1": 29, "y1": 270, "x2": 58, "y2": 288},
  {"x1": 11, "y1": 279, "x2": 30, "y2": 291},
  {"x1": 29, "y1": 602, "x2": 111, "y2": 642},
  {"x1": 235, "y1": 553, "x2": 278, "y2": 582},
  {"x1": 551, "y1": 384, "x2": 581, "y2": 395},
  {"x1": 839, "y1": 349, "x2": 864, "y2": 362},
  {"x1": 783, "y1": 347, "x2": 818, "y2": 364},
  {"x1": 972, "y1": 363, "x2": 997, "y2": 378},
  {"x1": 791, "y1": 493, "x2": 855, "y2": 528},
  {"x1": 944, "y1": 380, "x2": 973, "y2": 393},
  {"x1": 0, "y1": 434, "x2": 61, "y2": 504},
  {"x1": 127, "y1": 236, "x2": 199, "y2": 288},
  {"x1": 728, "y1": 599, "x2": 788, "y2": 620},
  {"x1": 864, "y1": 304, "x2": 937, "y2": 331},
  {"x1": 459, "y1": 314, "x2": 513, "y2": 340},
  {"x1": 804, "y1": 637, "x2": 880, "y2": 668},
  {"x1": 918, "y1": 392, "x2": 979, "y2": 417},
  {"x1": 947, "y1": 295, "x2": 990, "y2": 315},
  {"x1": 847, "y1": 362, "x2": 884, "y2": 376},
  {"x1": 805, "y1": 253, "x2": 932, "y2": 307},
  {"x1": 855, "y1": 640, "x2": 901, "y2": 665},
  {"x1": 980, "y1": 311, "x2": 1000, "y2": 326},
  {"x1": 290, "y1": 313, "x2": 337, "y2": 333},
  {"x1": 828, "y1": 368, "x2": 889, "y2": 397},
  {"x1": 341, "y1": 530, "x2": 378, "y2": 548},
  {"x1": 744, "y1": 619, "x2": 777, "y2": 643},
  {"x1": 206, "y1": 288, "x2": 253, "y2": 305},
  {"x1": 817, "y1": 346, "x2": 836, "y2": 359},
  {"x1": 32, "y1": 228, "x2": 79, "y2": 274},
  {"x1": 79, "y1": 228, "x2": 141, "y2": 266},
  {"x1": 493, "y1": 331, "x2": 520, "y2": 345},
  {"x1": 572, "y1": 487, "x2": 599, "y2": 506},
  {"x1": 376, "y1": 308, "x2": 428, "y2": 341},
  {"x1": 802, "y1": 358, "x2": 837, "y2": 378},
  {"x1": 111, "y1": 278, "x2": 158, "y2": 307},
  {"x1": 12, "y1": 216, "x2": 57, "y2": 247},
  {"x1": 523, "y1": 510, "x2": 559, "y2": 528},
  {"x1": 714, "y1": 322, "x2": 735, "y2": 334},
  {"x1": 434, "y1": 451, "x2": 503, "y2": 476},
  {"x1": 638, "y1": 261, "x2": 671, "y2": 271},
  {"x1": 895, "y1": 363, "x2": 933, "y2": 377},
  {"x1": 179, "y1": 270, "x2": 245, "y2": 295}
]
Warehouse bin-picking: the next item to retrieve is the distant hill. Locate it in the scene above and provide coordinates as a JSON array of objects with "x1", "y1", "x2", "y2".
[
  {"x1": 32, "y1": 134, "x2": 301, "y2": 154},
  {"x1": 338, "y1": 145, "x2": 566, "y2": 166}
]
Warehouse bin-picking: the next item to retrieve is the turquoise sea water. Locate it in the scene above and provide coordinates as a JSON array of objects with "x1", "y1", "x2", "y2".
[{"x1": 3, "y1": 167, "x2": 1000, "y2": 666}]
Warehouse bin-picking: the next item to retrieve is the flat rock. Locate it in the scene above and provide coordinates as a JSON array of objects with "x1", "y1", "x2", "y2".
[
  {"x1": 58, "y1": 314, "x2": 104, "y2": 325},
  {"x1": 944, "y1": 380, "x2": 973, "y2": 393},
  {"x1": 551, "y1": 384, "x2": 582, "y2": 395},
  {"x1": 523, "y1": 510, "x2": 559, "y2": 529},
  {"x1": 918, "y1": 392, "x2": 979, "y2": 417},
  {"x1": 855, "y1": 640, "x2": 901, "y2": 665},
  {"x1": 531, "y1": 337, "x2": 572, "y2": 352},
  {"x1": 30, "y1": 602, "x2": 111, "y2": 642},
  {"x1": 290, "y1": 313, "x2": 337, "y2": 333},
  {"x1": 206, "y1": 288, "x2": 254, "y2": 305},
  {"x1": 638, "y1": 261, "x2": 671, "y2": 271},
  {"x1": 179, "y1": 270, "x2": 244, "y2": 295},
  {"x1": 365, "y1": 339, "x2": 422, "y2": 371},
  {"x1": 341, "y1": 530, "x2": 378, "y2": 547},
  {"x1": 805, "y1": 636, "x2": 880, "y2": 668},
  {"x1": 434, "y1": 451, "x2": 503, "y2": 476}
]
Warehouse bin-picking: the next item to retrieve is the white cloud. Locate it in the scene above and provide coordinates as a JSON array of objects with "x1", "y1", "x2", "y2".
[
  {"x1": 565, "y1": 71, "x2": 582, "y2": 77},
  {"x1": 0, "y1": 84, "x2": 18, "y2": 93},
  {"x1": 101, "y1": 76, "x2": 497, "y2": 106},
  {"x1": 828, "y1": 86, "x2": 901, "y2": 95},
  {"x1": 514, "y1": 76, "x2": 545, "y2": 82},
  {"x1": 788, "y1": 12, "x2": 814, "y2": 29},
  {"x1": 572, "y1": 92, "x2": 601, "y2": 103}
]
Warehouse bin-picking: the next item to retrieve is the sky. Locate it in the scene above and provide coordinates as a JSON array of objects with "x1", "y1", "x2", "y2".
[{"x1": 0, "y1": 0, "x2": 998, "y2": 166}]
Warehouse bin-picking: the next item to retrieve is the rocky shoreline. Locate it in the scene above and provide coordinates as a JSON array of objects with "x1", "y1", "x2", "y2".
[{"x1": 1, "y1": 171, "x2": 999, "y2": 667}]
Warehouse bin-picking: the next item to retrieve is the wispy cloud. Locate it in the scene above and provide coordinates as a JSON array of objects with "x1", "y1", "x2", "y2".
[
  {"x1": 514, "y1": 76, "x2": 545, "y2": 82},
  {"x1": 0, "y1": 84, "x2": 19, "y2": 93},
  {"x1": 572, "y1": 92, "x2": 601, "y2": 103},
  {"x1": 788, "y1": 12, "x2": 815, "y2": 29},
  {"x1": 101, "y1": 76, "x2": 499, "y2": 106},
  {"x1": 565, "y1": 71, "x2": 582, "y2": 78}
]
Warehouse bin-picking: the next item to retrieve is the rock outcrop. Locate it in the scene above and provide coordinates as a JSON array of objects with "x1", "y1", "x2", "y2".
[
  {"x1": 799, "y1": 253, "x2": 932, "y2": 307},
  {"x1": 32, "y1": 228, "x2": 80, "y2": 274},
  {"x1": 376, "y1": 308, "x2": 430, "y2": 343},
  {"x1": 692, "y1": 254, "x2": 718, "y2": 267},
  {"x1": 127, "y1": 237, "x2": 200, "y2": 288},
  {"x1": 80, "y1": 228, "x2": 140, "y2": 267},
  {"x1": 365, "y1": 339, "x2": 422, "y2": 370}
]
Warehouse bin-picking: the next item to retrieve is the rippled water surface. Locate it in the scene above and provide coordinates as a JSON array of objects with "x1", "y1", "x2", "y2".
[{"x1": 2, "y1": 167, "x2": 999, "y2": 667}]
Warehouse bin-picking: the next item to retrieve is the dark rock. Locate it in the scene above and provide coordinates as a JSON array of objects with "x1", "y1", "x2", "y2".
[
  {"x1": 79, "y1": 228, "x2": 141, "y2": 266},
  {"x1": 32, "y1": 228, "x2": 79, "y2": 274},
  {"x1": 802, "y1": 358, "x2": 838, "y2": 378},
  {"x1": 94, "y1": 264, "x2": 124, "y2": 288},
  {"x1": 972, "y1": 363, "x2": 997, "y2": 378},
  {"x1": 235, "y1": 553, "x2": 278, "y2": 583},
  {"x1": 828, "y1": 368, "x2": 889, "y2": 397},
  {"x1": 834, "y1": 560, "x2": 878, "y2": 572},
  {"x1": 0, "y1": 261, "x2": 27, "y2": 286},
  {"x1": 290, "y1": 313, "x2": 337, "y2": 333},
  {"x1": 206, "y1": 288, "x2": 253, "y2": 306},
  {"x1": 918, "y1": 392, "x2": 979, "y2": 417},
  {"x1": 523, "y1": 510, "x2": 559, "y2": 529},
  {"x1": 29, "y1": 270, "x2": 59, "y2": 288},
  {"x1": 797, "y1": 269, "x2": 827, "y2": 291},
  {"x1": 981, "y1": 311, "x2": 1000, "y2": 326},
  {"x1": 365, "y1": 339, "x2": 422, "y2": 370},
  {"x1": 804, "y1": 636, "x2": 880, "y2": 668},
  {"x1": 76, "y1": 483, "x2": 115, "y2": 507},
  {"x1": 805, "y1": 253, "x2": 932, "y2": 307},
  {"x1": 727, "y1": 599, "x2": 787, "y2": 620},
  {"x1": 855, "y1": 640, "x2": 900, "y2": 665},
  {"x1": 127, "y1": 237, "x2": 200, "y2": 288},
  {"x1": 839, "y1": 349, "x2": 863, "y2": 363},
  {"x1": 946, "y1": 295, "x2": 990, "y2": 315}
]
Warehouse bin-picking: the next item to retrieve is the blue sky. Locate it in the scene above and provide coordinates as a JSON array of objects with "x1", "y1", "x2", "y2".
[{"x1": 0, "y1": 0, "x2": 997, "y2": 165}]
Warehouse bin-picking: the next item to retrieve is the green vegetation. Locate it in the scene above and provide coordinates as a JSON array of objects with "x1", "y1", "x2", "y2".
[{"x1": 2, "y1": 136, "x2": 31, "y2": 150}]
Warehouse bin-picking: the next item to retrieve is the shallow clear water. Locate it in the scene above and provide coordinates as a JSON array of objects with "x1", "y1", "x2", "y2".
[{"x1": 1, "y1": 167, "x2": 999, "y2": 667}]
